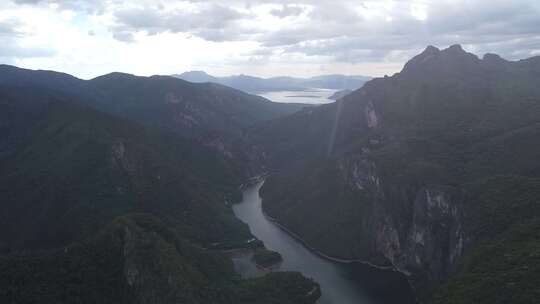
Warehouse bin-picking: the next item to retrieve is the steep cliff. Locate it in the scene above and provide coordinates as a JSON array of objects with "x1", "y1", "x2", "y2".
[{"x1": 254, "y1": 45, "x2": 540, "y2": 300}]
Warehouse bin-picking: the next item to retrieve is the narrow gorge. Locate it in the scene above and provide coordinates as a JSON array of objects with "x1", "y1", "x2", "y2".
[{"x1": 245, "y1": 45, "x2": 540, "y2": 302}]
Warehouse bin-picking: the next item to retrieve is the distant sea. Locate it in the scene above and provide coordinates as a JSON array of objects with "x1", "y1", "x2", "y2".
[{"x1": 256, "y1": 88, "x2": 338, "y2": 104}]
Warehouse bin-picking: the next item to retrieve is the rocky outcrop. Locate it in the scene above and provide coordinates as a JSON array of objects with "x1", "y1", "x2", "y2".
[
  {"x1": 374, "y1": 185, "x2": 465, "y2": 294},
  {"x1": 337, "y1": 149, "x2": 466, "y2": 295},
  {"x1": 365, "y1": 100, "x2": 379, "y2": 129}
]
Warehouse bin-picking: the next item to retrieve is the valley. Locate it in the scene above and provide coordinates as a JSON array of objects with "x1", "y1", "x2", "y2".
[
  {"x1": 1, "y1": 45, "x2": 540, "y2": 304},
  {"x1": 2, "y1": 0, "x2": 539, "y2": 303},
  {"x1": 233, "y1": 181, "x2": 416, "y2": 304}
]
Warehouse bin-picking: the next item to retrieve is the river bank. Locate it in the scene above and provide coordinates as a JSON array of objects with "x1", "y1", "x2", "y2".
[
  {"x1": 232, "y1": 181, "x2": 416, "y2": 304},
  {"x1": 262, "y1": 210, "x2": 395, "y2": 270}
]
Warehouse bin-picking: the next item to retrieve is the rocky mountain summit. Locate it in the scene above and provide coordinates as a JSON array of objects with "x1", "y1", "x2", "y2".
[{"x1": 252, "y1": 45, "x2": 540, "y2": 302}]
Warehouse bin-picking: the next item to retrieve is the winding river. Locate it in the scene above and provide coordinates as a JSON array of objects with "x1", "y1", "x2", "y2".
[{"x1": 232, "y1": 181, "x2": 416, "y2": 304}]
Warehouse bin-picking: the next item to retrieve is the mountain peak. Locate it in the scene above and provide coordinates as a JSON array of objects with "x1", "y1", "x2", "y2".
[
  {"x1": 482, "y1": 53, "x2": 507, "y2": 65},
  {"x1": 181, "y1": 70, "x2": 211, "y2": 77},
  {"x1": 401, "y1": 45, "x2": 441, "y2": 73},
  {"x1": 175, "y1": 71, "x2": 217, "y2": 83},
  {"x1": 423, "y1": 45, "x2": 441, "y2": 55},
  {"x1": 447, "y1": 44, "x2": 464, "y2": 52},
  {"x1": 441, "y1": 44, "x2": 481, "y2": 63},
  {"x1": 402, "y1": 44, "x2": 480, "y2": 75},
  {"x1": 90, "y1": 72, "x2": 139, "y2": 83}
]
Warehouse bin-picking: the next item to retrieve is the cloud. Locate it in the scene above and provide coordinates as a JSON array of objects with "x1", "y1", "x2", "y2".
[
  {"x1": 112, "y1": 4, "x2": 249, "y2": 42},
  {"x1": 252, "y1": 0, "x2": 540, "y2": 63},
  {"x1": 13, "y1": 0, "x2": 106, "y2": 14},
  {"x1": 0, "y1": 19, "x2": 22, "y2": 36},
  {"x1": 0, "y1": 43, "x2": 55, "y2": 58},
  {"x1": 0, "y1": 14, "x2": 56, "y2": 61},
  {"x1": 0, "y1": 24, "x2": 55, "y2": 59},
  {"x1": 4, "y1": 0, "x2": 540, "y2": 78},
  {"x1": 112, "y1": 30, "x2": 135, "y2": 43},
  {"x1": 13, "y1": 0, "x2": 42, "y2": 3},
  {"x1": 270, "y1": 5, "x2": 305, "y2": 18}
]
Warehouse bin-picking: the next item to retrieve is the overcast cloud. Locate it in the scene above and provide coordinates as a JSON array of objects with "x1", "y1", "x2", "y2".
[{"x1": 1, "y1": 0, "x2": 539, "y2": 79}]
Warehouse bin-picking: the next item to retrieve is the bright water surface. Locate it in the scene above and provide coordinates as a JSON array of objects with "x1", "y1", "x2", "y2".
[{"x1": 257, "y1": 89, "x2": 338, "y2": 104}]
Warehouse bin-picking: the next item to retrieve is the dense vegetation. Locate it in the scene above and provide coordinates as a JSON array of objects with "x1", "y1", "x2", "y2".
[
  {"x1": 0, "y1": 214, "x2": 319, "y2": 304},
  {"x1": 0, "y1": 64, "x2": 307, "y2": 178},
  {"x1": 431, "y1": 176, "x2": 540, "y2": 303},
  {"x1": 0, "y1": 83, "x2": 320, "y2": 303},
  {"x1": 252, "y1": 249, "x2": 283, "y2": 268},
  {"x1": 0, "y1": 99, "x2": 248, "y2": 251},
  {"x1": 432, "y1": 220, "x2": 540, "y2": 304}
]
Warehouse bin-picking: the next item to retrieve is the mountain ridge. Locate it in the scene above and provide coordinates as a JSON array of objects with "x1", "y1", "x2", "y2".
[
  {"x1": 249, "y1": 45, "x2": 540, "y2": 302},
  {"x1": 174, "y1": 71, "x2": 371, "y2": 92},
  {"x1": 0, "y1": 87, "x2": 320, "y2": 304},
  {"x1": 0, "y1": 64, "x2": 308, "y2": 177}
]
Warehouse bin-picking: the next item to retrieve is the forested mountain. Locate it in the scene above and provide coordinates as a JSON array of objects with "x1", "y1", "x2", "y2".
[
  {"x1": 174, "y1": 71, "x2": 371, "y2": 92},
  {"x1": 2, "y1": 44, "x2": 540, "y2": 303},
  {"x1": 0, "y1": 81, "x2": 319, "y2": 303},
  {"x1": 249, "y1": 45, "x2": 540, "y2": 302},
  {"x1": 0, "y1": 65, "x2": 305, "y2": 154},
  {"x1": 0, "y1": 211, "x2": 318, "y2": 304},
  {"x1": 0, "y1": 95, "x2": 246, "y2": 251}
]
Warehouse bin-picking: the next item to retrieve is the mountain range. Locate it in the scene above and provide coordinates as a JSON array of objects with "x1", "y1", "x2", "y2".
[
  {"x1": 173, "y1": 71, "x2": 371, "y2": 93},
  {"x1": 1, "y1": 44, "x2": 540, "y2": 304},
  {"x1": 0, "y1": 65, "x2": 310, "y2": 177}
]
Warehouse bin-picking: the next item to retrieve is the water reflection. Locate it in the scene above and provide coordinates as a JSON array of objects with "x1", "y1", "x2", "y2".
[{"x1": 257, "y1": 89, "x2": 337, "y2": 104}]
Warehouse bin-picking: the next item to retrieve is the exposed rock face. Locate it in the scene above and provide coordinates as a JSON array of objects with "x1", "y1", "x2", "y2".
[
  {"x1": 338, "y1": 150, "x2": 381, "y2": 192},
  {"x1": 111, "y1": 139, "x2": 134, "y2": 172},
  {"x1": 336, "y1": 148, "x2": 465, "y2": 294},
  {"x1": 375, "y1": 185, "x2": 465, "y2": 292},
  {"x1": 164, "y1": 92, "x2": 183, "y2": 104},
  {"x1": 365, "y1": 100, "x2": 379, "y2": 129}
]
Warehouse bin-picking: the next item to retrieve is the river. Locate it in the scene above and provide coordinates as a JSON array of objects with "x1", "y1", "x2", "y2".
[{"x1": 232, "y1": 181, "x2": 416, "y2": 304}]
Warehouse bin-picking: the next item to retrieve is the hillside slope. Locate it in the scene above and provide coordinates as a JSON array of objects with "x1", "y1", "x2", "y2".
[
  {"x1": 0, "y1": 65, "x2": 306, "y2": 170},
  {"x1": 0, "y1": 213, "x2": 320, "y2": 304},
  {"x1": 0, "y1": 96, "x2": 247, "y2": 251},
  {"x1": 0, "y1": 90, "x2": 320, "y2": 303}
]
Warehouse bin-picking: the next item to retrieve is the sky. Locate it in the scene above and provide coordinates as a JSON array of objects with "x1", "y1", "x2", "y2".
[{"x1": 0, "y1": 0, "x2": 539, "y2": 79}]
